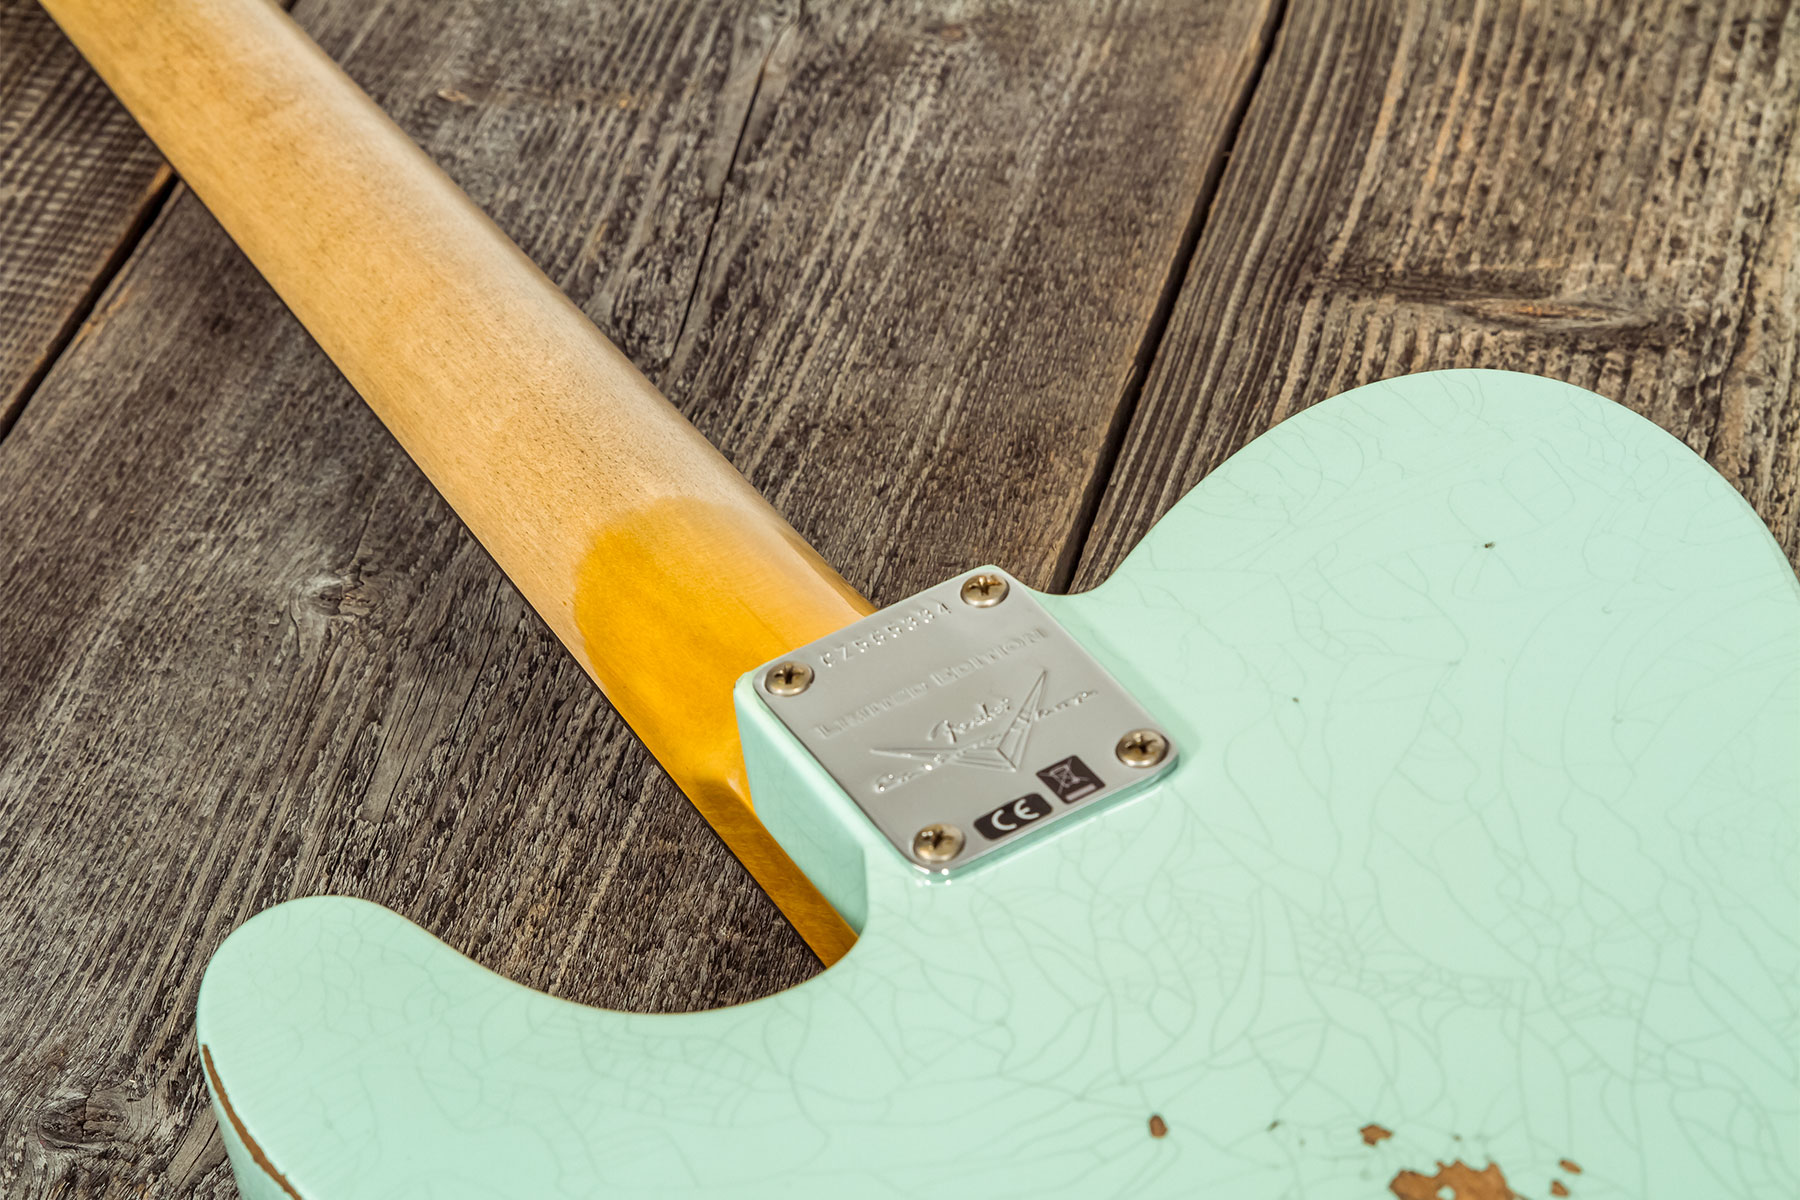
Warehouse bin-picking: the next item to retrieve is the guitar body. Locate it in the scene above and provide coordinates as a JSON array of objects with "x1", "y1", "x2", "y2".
[{"x1": 199, "y1": 370, "x2": 1799, "y2": 1198}]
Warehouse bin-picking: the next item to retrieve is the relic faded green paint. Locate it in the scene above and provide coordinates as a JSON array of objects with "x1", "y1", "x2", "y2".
[{"x1": 198, "y1": 371, "x2": 1800, "y2": 1198}]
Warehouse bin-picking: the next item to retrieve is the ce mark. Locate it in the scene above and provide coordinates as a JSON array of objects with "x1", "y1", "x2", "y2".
[{"x1": 973, "y1": 792, "x2": 1054, "y2": 842}]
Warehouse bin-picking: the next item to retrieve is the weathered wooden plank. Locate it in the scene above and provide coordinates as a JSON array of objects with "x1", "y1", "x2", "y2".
[
  {"x1": 0, "y1": 0, "x2": 1275, "y2": 1193},
  {"x1": 0, "y1": 0, "x2": 169, "y2": 431},
  {"x1": 653, "y1": 1, "x2": 1279, "y2": 596},
  {"x1": 1079, "y1": 0, "x2": 1800, "y2": 586}
]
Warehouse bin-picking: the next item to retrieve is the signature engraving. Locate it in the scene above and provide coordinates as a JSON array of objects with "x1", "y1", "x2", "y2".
[
  {"x1": 869, "y1": 671, "x2": 1096, "y2": 793},
  {"x1": 927, "y1": 698, "x2": 1012, "y2": 744}
]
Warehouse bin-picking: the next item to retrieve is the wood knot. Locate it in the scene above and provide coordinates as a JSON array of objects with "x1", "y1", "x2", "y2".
[{"x1": 35, "y1": 1084, "x2": 145, "y2": 1152}]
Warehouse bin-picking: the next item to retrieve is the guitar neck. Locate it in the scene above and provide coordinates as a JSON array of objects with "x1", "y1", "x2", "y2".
[{"x1": 39, "y1": 0, "x2": 871, "y2": 959}]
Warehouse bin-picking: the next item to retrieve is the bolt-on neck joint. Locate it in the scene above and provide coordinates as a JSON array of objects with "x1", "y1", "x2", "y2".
[{"x1": 735, "y1": 567, "x2": 1179, "y2": 920}]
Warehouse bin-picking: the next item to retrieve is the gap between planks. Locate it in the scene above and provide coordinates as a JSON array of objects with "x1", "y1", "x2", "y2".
[{"x1": 1050, "y1": 0, "x2": 1291, "y2": 594}]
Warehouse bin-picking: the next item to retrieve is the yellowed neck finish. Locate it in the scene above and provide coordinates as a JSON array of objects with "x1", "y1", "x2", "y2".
[{"x1": 40, "y1": 0, "x2": 871, "y2": 960}]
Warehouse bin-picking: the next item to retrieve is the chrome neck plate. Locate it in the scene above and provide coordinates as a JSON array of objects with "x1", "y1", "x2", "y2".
[{"x1": 753, "y1": 568, "x2": 1177, "y2": 874}]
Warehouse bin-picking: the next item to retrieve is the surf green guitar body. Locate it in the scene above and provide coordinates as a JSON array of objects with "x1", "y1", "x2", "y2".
[{"x1": 199, "y1": 370, "x2": 1800, "y2": 1198}]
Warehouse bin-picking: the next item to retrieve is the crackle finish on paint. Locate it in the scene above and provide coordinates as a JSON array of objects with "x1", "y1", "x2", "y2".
[{"x1": 198, "y1": 371, "x2": 1800, "y2": 1198}]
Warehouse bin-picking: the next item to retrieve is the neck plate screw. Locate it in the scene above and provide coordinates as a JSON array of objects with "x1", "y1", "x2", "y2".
[
  {"x1": 1116, "y1": 728, "x2": 1169, "y2": 767},
  {"x1": 960, "y1": 572, "x2": 1009, "y2": 607},
  {"x1": 911, "y1": 823, "x2": 965, "y2": 863},
  {"x1": 764, "y1": 661, "x2": 814, "y2": 696}
]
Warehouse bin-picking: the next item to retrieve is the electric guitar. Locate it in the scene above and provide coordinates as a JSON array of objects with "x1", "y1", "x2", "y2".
[{"x1": 40, "y1": 1, "x2": 1799, "y2": 1197}]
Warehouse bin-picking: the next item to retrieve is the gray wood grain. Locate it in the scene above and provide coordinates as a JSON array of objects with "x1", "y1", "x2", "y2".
[
  {"x1": 0, "y1": 0, "x2": 170, "y2": 432},
  {"x1": 0, "y1": 0, "x2": 1276, "y2": 1193},
  {"x1": 1078, "y1": 0, "x2": 1800, "y2": 585}
]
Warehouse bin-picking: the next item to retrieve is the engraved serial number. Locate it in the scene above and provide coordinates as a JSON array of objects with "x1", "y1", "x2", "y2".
[{"x1": 818, "y1": 601, "x2": 953, "y2": 669}]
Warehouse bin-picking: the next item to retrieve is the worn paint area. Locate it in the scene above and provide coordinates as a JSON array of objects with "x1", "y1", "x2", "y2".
[
  {"x1": 202, "y1": 1046, "x2": 302, "y2": 1200},
  {"x1": 1389, "y1": 1160, "x2": 1515, "y2": 1200}
]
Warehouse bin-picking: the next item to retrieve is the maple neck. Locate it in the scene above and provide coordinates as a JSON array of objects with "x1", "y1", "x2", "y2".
[{"x1": 39, "y1": 0, "x2": 871, "y2": 958}]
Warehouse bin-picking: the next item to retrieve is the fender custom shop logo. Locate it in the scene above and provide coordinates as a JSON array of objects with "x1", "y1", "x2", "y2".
[{"x1": 869, "y1": 671, "x2": 1096, "y2": 794}]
